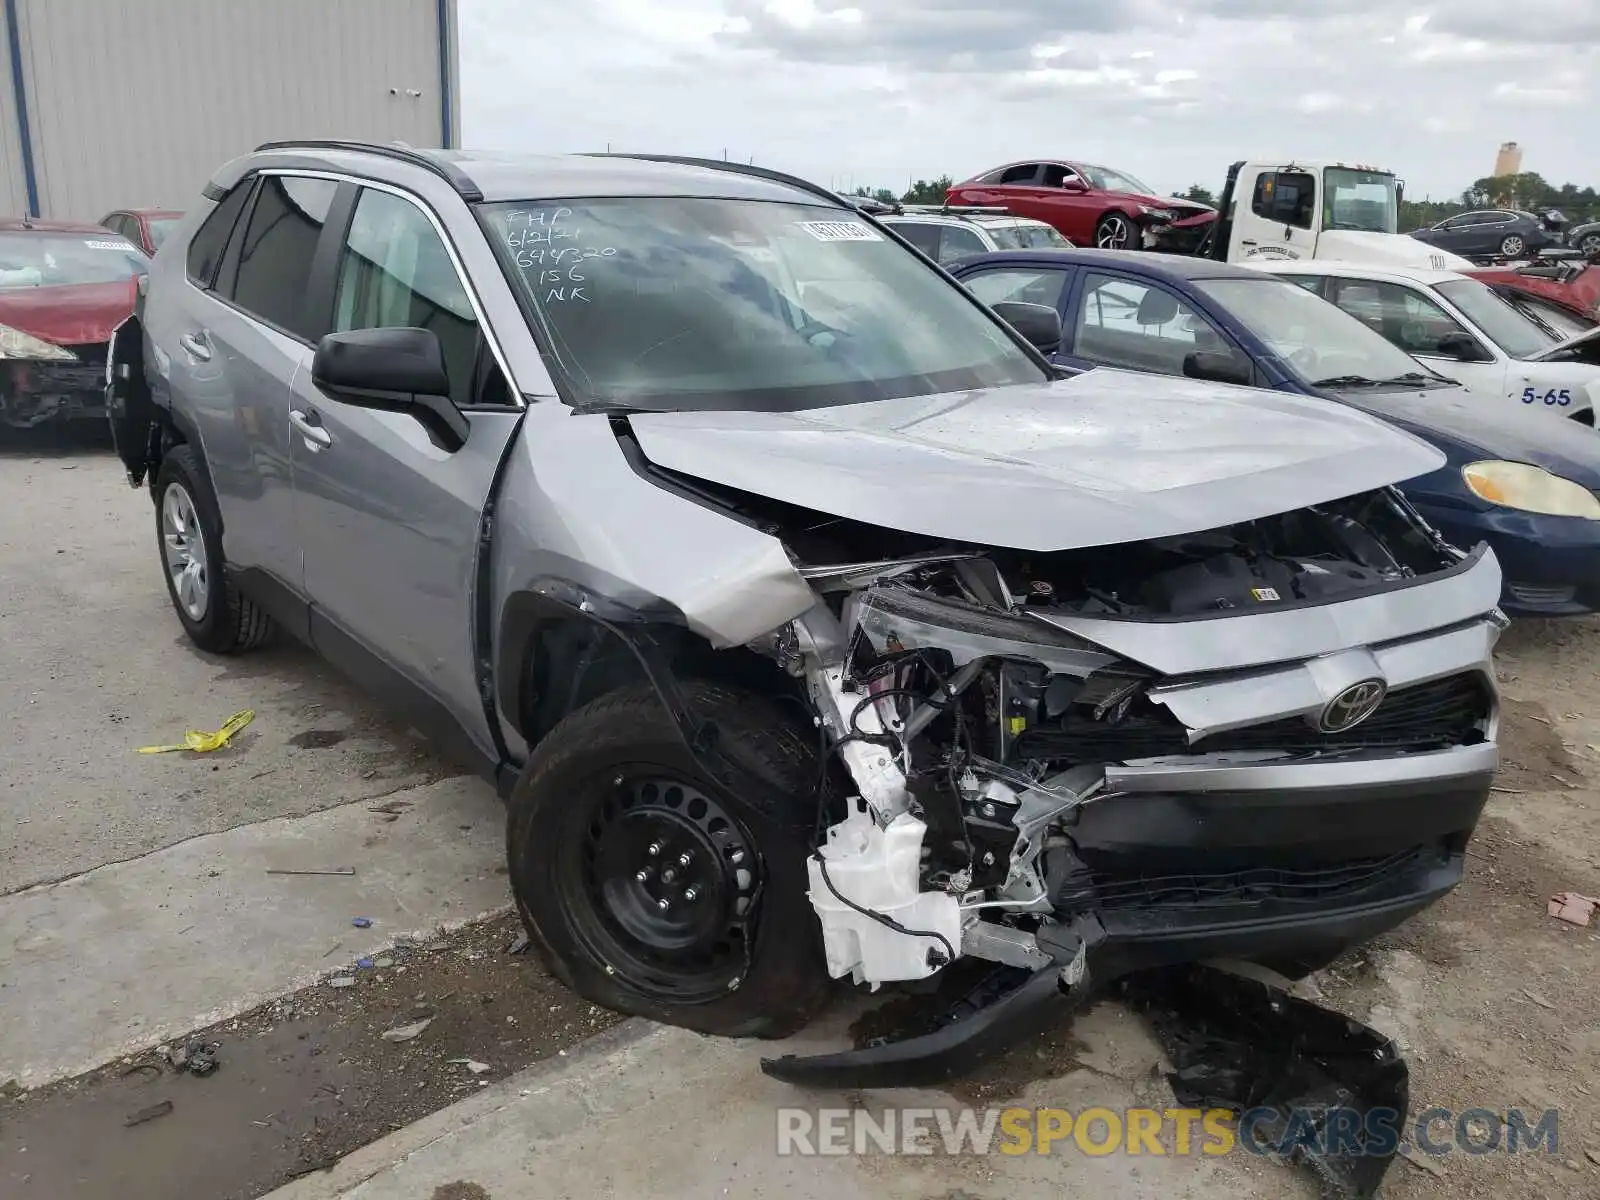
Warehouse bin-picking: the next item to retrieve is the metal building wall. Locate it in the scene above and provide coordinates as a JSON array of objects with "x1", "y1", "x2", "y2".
[
  {"x1": 5, "y1": 0, "x2": 458, "y2": 220},
  {"x1": 0, "y1": 3, "x2": 28, "y2": 214}
]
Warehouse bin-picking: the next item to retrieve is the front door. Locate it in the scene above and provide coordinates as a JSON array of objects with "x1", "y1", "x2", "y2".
[
  {"x1": 1321, "y1": 277, "x2": 1510, "y2": 397},
  {"x1": 1228, "y1": 167, "x2": 1319, "y2": 262},
  {"x1": 290, "y1": 183, "x2": 524, "y2": 762}
]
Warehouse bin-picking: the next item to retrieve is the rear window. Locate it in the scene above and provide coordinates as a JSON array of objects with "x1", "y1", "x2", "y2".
[
  {"x1": 0, "y1": 232, "x2": 148, "y2": 289},
  {"x1": 148, "y1": 218, "x2": 182, "y2": 250}
]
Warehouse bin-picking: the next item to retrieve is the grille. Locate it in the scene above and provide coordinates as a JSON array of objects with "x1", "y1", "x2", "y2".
[
  {"x1": 1014, "y1": 671, "x2": 1491, "y2": 763},
  {"x1": 1055, "y1": 845, "x2": 1432, "y2": 912}
]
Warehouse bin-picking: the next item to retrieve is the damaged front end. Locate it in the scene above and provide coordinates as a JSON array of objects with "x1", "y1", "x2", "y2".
[{"x1": 755, "y1": 486, "x2": 1503, "y2": 1087}]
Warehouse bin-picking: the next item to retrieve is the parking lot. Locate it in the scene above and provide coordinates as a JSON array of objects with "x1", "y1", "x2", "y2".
[{"x1": 0, "y1": 431, "x2": 1596, "y2": 1198}]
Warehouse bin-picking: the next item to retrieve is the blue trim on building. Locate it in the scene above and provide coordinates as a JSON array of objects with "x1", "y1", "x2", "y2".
[
  {"x1": 4, "y1": 0, "x2": 40, "y2": 216},
  {"x1": 436, "y1": 0, "x2": 453, "y2": 148}
]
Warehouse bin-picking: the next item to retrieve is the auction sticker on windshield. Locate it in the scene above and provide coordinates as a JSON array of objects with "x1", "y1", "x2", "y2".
[
  {"x1": 82, "y1": 239, "x2": 137, "y2": 252},
  {"x1": 798, "y1": 220, "x2": 882, "y2": 242}
]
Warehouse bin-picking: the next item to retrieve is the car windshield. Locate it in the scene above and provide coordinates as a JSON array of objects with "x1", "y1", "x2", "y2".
[
  {"x1": 1435, "y1": 278, "x2": 1558, "y2": 359},
  {"x1": 1075, "y1": 164, "x2": 1156, "y2": 196},
  {"x1": 480, "y1": 197, "x2": 1048, "y2": 412},
  {"x1": 1194, "y1": 276, "x2": 1446, "y2": 389},
  {"x1": 1323, "y1": 168, "x2": 1398, "y2": 235},
  {"x1": 148, "y1": 218, "x2": 181, "y2": 249},
  {"x1": 0, "y1": 231, "x2": 148, "y2": 289}
]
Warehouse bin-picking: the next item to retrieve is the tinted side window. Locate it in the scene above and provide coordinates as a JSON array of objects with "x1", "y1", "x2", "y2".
[
  {"x1": 892, "y1": 221, "x2": 942, "y2": 258},
  {"x1": 998, "y1": 164, "x2": 1041, "y2": 185},
  {"x1": 185, "y1": 181, "x2": 255, "y2": 288},
  {"x1": 1075, "y1": 271, "x2": 1248, "y2": 377},
  {"x1": 1251, "y1": 170, "x2": 1316, "y2": 230},
  {"x1": 230, "y1": 175, "x2": 339, "y2": 339},
  {"x1": 1285, "y1": 275, "x2": 1328, "y2": 297},
  {"x1": 937, "y1": 225, "x2": 987, "y2": 262},
  {"x1": 332, "y1": 187, "x2": 490, "y2": 410}
]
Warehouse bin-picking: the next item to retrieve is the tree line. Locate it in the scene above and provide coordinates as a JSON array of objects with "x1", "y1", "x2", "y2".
[{"x1": 858, "y1": 172, "x2": 1600, "y2": 232}]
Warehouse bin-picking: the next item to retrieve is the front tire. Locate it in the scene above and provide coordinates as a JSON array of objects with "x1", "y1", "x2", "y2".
[
  {"x1": 1095, "y1": 212, "x2": 1134, "y2": 250},
  {"x1": 153, "y1": 445, "x2": 275, "y2": 654},
  {"x1": 1500, "y1": 234, "x2": 1526, "y2": 258},
  {"x1": 506, "y1": 681, "x2": 831, "y2": 1039},
  {"x1": 1578, "y1": 231, "x2": 1600, "y2": 257}
]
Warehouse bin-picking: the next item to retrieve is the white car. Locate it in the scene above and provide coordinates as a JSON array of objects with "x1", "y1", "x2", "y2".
[
  {"x1": 1250, "y1": 259, "x2": 1600, "y2": 425},
  {"x1": 879, "y1": 208, "x2": 1073, "y2": 265}
]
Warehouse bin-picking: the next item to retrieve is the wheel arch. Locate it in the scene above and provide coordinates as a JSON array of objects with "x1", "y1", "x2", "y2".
[{"x1": 496, "y1": 582, "x2": 804, "y2": 759}]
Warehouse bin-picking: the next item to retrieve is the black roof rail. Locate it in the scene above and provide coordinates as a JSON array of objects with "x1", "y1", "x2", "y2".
[
  {"x1": 251, "y1": 139, "x2": 483, "y2": 201},
  {"x1": 582, "y1": 153, "x2": 847, "y2": 210}
]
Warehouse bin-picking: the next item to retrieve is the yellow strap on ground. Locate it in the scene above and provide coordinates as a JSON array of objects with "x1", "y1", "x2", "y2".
[{"x1": 137, "y1": 709, "x2": 255, "y2": 754}]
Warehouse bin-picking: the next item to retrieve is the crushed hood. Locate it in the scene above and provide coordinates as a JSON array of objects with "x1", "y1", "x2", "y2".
[
  {"x1": 0, "y1": 279, "x2": 138, "y2": 346},
  {"x1": 1319, "y1": 231, "x2": 1475, "y2": 271},
  {"x1": 627, "y1": 369, "x2": 1446, "y2": 552}
]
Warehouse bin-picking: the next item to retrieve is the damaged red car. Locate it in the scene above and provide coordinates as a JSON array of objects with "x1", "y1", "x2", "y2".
[
  {"x1": 946, "y1": 160, "x2": 1214, "y2": 252},
  {"x1": 0, "y1": 218, "x2": 148, "y2": 430}
]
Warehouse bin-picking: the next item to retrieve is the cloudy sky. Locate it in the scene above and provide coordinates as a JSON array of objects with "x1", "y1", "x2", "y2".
[{"x1": 459, "y1": 0, "x2": 1596, "y2": 202}]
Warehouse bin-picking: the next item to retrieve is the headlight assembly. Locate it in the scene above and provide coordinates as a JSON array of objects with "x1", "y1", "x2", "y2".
[
  {"x1": 1462, "y1": 460, "x2": 1600, "y2": 519},
  {"x1": 0, "y1": 323, "x2": 76, "y2": 361}
]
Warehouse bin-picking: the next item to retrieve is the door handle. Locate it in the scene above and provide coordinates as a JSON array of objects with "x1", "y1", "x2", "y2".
[
  {"x1": 289, "y1": 408, "x2": 333, "y2": 450},
  {"x1": 179, "y1": 332, "x2": 211, "y2": 361}
]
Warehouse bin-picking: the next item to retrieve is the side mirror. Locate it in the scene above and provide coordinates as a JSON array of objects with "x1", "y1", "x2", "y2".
[
  {"x1": 1060, "y1": 178, "x2": 1088, "y2": 193},
  {"x1": 991, "y1": 300, "x2": 1062, "y2": 354},
  {"x1": 312, "y1": 327, "x2": 469, "y2": 451},
  {"x1": 1435, "y1": 332, "x2": 1492, "y2": 364},
  {"x1": 1183, "y1": 350, "x2": 1253, "y2": 387}
]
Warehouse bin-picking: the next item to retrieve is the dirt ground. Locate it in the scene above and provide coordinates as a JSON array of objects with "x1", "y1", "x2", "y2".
[{"x1": 0, "y1": 914, "x2": 621, "y2": 1200}]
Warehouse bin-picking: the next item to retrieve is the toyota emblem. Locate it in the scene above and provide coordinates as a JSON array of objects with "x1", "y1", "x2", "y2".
[{"x1": 1317, "y1": 679, "x2": 1388, "y2": 733}]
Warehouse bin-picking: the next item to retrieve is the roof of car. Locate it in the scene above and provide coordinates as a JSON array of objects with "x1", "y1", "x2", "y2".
[
  {"x1": 124, "y1": 208, "x2": 184, "y2": 219},
  {"x1": 951, "y1": 246, "x2": 1270, "y2": 283},
  {"x1": 235, "y1": 144, "x2": 832, "y2": 207},
  {"x1": 1249, "y1": 259, "x2": 1467, "y2": 287},
  {"x1": 0, "y1": 217, "x2": 117, "y2": 234}
]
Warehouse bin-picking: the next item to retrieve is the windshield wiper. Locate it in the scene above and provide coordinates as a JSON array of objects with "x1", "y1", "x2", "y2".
[
  {"x1": 1311, "y1": 374, "x2": 1382, "y2": 388},
  {"x1": 1376, "y1": 371, "x2": 1439, "y2": 387}
]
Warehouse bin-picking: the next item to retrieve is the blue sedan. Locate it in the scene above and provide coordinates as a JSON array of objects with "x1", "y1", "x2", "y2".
[{"x1": 944, "y1": 247, "x2": 1600, "y2": 616}]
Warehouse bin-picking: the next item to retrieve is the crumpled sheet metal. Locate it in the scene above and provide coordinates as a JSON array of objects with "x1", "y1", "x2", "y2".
[{"x1": 1122, "y1": 963, "x2": 1408, "y2": 1200}]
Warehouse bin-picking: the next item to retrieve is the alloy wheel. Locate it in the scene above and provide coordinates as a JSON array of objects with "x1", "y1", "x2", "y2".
[
  {"x1": 1096, "y1": 215, "x2": 1132, "y2": 249},
  {"x1": 161, "y1": 483, "x2": 210, "y2": 622}
]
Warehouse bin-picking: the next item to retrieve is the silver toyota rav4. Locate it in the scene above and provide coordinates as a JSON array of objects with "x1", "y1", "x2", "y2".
[{"x1": 108, "y1": 142, "x2": 1503, "y2": 1084}]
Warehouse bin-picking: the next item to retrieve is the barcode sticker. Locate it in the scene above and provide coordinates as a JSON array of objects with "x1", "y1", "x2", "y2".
[{"x1": 798, "y1": 220, "x2": 881, "y2": 242}]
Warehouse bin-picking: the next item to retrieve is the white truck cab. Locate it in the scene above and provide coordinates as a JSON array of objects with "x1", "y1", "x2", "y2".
[{"x1": 1205, "y1": 160, "x2": 1475, "y2": 272}]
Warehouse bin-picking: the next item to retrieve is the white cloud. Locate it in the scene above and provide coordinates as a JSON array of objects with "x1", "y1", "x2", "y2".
[{"x1": 459, "y1": 0, "x2": 1599, "y2": 199}]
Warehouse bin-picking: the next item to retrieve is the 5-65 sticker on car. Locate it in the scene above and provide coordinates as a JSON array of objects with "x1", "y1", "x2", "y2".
[{"x1": 1522, "y1": 386, "x2": 1573, "y2": 406}]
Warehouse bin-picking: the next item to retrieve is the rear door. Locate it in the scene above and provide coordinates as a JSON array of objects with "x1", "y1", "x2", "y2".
[
  {"x1": 183, "y1": 171, "x2": 341, "y2": 587},
  {"x1": 290, "y1": 181, "x2": 524, "y2": 763}
]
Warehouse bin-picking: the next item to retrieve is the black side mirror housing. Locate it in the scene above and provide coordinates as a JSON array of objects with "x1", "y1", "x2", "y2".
[
  {"x1": 1435, "y1": 332, "x2": 1492, "y2": 363},
  {"x1": 312, "y1": 327, "x2": 469, "y2": 451},
  {"x1": 991, "y1": 300, "x2": 1063, "y2": 354},
  {"x1": 1183, "y1": 350, "x2": 1253, "y2": 387}
]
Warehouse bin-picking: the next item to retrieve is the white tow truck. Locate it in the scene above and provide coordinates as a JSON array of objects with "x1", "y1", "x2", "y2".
[{"x1": 1173, "y1": 160, "x2": 1476, "y2": 272}]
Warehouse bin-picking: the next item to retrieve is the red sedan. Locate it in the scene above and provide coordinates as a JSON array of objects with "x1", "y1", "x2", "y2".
[
  {"x1": 98, "y1": 207, "x2": 184, "y2": 257},
  {"x1": 0, "y1": 217, "x2": 148, "y2": 429},
  {"x1": 946, "y1": 159, "x2": 1215, "y2": 251}
]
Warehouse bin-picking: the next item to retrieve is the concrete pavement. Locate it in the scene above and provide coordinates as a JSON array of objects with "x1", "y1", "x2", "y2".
[{"x1": 262, "y1": 1008, "x2": 1307, "y2": 1200}]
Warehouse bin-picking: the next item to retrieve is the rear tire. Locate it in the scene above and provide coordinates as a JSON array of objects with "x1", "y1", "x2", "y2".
[
  {"x1": 1578, "y1": 231, "x2": 1600, "y2": 258},
  {"x1": 506, "y1": 681, "x2": 831, "y2": 1039},
  {"x1": 153, "y1": 444, "x2": 275, "y2": 654}
]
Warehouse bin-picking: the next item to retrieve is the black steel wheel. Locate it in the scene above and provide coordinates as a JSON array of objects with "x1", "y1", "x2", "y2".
[
  {"x1": 507, "y1": 681, "x2": 832, "y2": 1038},
  {"x1": 566, "y1": 772, "x2": 759, "y2": 1004}
]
